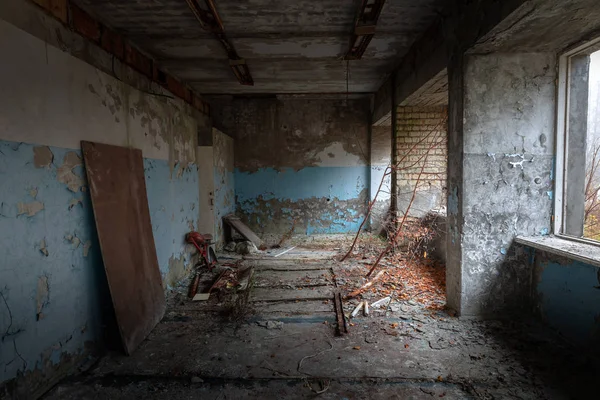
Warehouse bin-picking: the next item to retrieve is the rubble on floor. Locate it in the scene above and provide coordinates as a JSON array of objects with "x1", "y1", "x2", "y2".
[{"x1": 43, "y1": 243, "x2": 598, "y2": 399}]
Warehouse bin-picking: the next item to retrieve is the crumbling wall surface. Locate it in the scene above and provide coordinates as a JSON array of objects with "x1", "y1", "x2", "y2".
[
  {"x1": 0, "y1": 18, "x2": 200, "y2": 396},
  {"x1": 530, "y1": 251, "x2": 600, "y2": 355},
  {"x1": 447, "y1": 53, "x2": 556, "y2": 316},
  {"x1": 213, "y1": 128, "x2": 235, "y2": 248},
  {"x1": 396, "y1": 106, "x2": 447, "y2": 218},
  {"x1": 232, "y1": 98, "x2": 370, "y2": 235}
]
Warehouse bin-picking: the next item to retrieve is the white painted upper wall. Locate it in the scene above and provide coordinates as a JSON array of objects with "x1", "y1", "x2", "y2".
[{"x1": 0, "y1": 19, "x2": 197, "y2": 164}]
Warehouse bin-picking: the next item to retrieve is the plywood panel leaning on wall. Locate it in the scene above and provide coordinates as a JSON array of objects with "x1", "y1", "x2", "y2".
[{"x1": 81, "y1": 141, "x2": 166, "y2": 355}]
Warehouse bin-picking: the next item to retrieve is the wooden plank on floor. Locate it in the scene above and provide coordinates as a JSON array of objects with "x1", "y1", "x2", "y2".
[
  {"x1": 254, "y1": 270, "x2": 333, "y2": 287},
  {"x1": 252, "y1": 300, "x2": 334, "y2": 314},
  {"x1": 250, "y1": 287, "x2": 333, "y2": 302},
  {"x1": 82, "y1": 141, "x2": 165, "y2": 355}
]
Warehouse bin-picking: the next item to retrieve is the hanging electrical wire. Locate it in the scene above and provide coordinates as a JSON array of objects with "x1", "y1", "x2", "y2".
[{"x1": 345, "y1": 60, "x2": 350, "y2": 106}]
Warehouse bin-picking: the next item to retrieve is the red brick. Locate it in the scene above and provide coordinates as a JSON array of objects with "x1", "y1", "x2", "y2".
[
  {"x1": 166, "y1": 75, "x2": 186, "y2": 100},
  {"x1": 184, "y1": 87, "x2": 193, "y2": 104},
  {"x1": 70, "y1": 4, "x2": 100, "y2": 42},
  {"x1": 124, "y1": 43, "x2": 153, "y2": 78},
  {"x1": 31, "y1": 0, "x2": 68, "y2": 23},
  {"x1": 100, "y1": 28, "x2": 124, "y2": 60}
]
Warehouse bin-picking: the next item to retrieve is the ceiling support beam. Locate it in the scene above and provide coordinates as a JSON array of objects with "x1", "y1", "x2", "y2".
[
  {"x1": 185, "y1": 0, "x2": 254, "y2": 85},
  {"x1": 344, "y1": 0, "x2": 386, "y2": 60}
]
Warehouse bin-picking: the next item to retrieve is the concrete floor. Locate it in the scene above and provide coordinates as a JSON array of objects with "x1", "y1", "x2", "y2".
[{"x1": 44, "y1": 249, "x2": 598, "y2": 399}]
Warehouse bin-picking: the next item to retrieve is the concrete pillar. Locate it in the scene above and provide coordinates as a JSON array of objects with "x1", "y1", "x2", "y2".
[
  {"x1": 447, "y1": 53, "x2": 556, "y2": 317},
  {"x1": 370, "y1": 125, "x2": 392, "y2": 233},
  {"x1": 565, "y1": 55, "x2": 590, "y2": 236}
]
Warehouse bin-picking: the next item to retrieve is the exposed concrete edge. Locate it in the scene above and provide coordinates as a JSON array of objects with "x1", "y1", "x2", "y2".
[
  {"x1": 516, "y1": 235, "x2": 600, "y2": 268},
  {"x1": 372, "y1": 0, "x2": 529, "y2": 122}
]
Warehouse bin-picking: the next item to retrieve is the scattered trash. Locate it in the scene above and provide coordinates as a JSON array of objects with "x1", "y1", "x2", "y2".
[
  {"x1": 351, "y1": 301, "x2": 364, "y2": 318},
  {"x1": 257, "y1": 320, "x2": 284, "y2": 330},
  {"x1": 236, "y1": 240, "x2": 259, "y2": 255},
  {"x1": 236, "y1": 267, "x2": 254, "y2": 291},
  {"x1": 371, "y1": 296, "x2": 391, "y2": 308},
  {"x1": 192, "y1": 269, "x2": 227, "y2": 301},
  {"x1": 224, "y1": 241, "x2": 237, "y2": 252},
  {"x1": 352, "y1": 346, "x2": 361, "y2": 350},
  {"x1": 223, "y1": 215, "x2": 266, "y2": 250},
  {"x1": 273, "y1": 246, "x2": 297, "y2": 258},
  {"x1": 346, "y1": 270, "x2": 385, "y2": 299},
  {"x1": 363, "y1": 301, "x2": 369, "y2": 316}
]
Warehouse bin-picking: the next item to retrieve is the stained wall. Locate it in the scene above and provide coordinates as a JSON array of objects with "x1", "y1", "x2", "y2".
[
  {"x1": 531, "y1": 252, "x2": 600, "y2": 354},
  {"x1": 213, "y1": 128, "x2": 235, "y2": 248},
  {"x1": 217, "y1": 97, "x2": 370, "y2": 236},
  {"x1": 0, "y1": 18, "x2": 202, "y2": 396}
]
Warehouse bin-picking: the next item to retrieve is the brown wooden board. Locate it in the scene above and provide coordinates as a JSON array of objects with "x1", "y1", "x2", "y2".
[
  {"x1": 81, "y1": 141, "x2": 165, "y2": 355},
  {"x1": 223, "y1": 214, "x2": 264, "y2": 248}
]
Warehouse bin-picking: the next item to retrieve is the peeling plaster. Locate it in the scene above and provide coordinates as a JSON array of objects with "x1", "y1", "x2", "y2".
[
  {"x1": 17, "y1": 201, "x2": 44, "y2": 217},
  {"x1": 228, "y1": 98, "x2": 369, "y2": 172},
  {"x1": 238, "y1": 189, "x2": 368, "y2": 235},
  {"x1": 57, "y1": 152, "x2": 84, "y2": 192},
  {"x1": 39, "y1": 239, "x2": 49, "y2": 257},
  {"x1": 315, "y1": 142, "x2": 364, "y2": 167},
  {"x1": 165, "y1": 254, "x2": 188, "y2": 288},
  {"x1": 82, "y1": 241, "x2": 92, "y2": 257},
  {"x1": 68, "y1": 197, "x2": 83, "y2": 210},
  {"x1": 36, "y1": 275, "x2": 50, "y2": 321},
  {"x1": 64, "y1": 233, "x2": 81, "y2": 249},
  {"x1": 33, "y1": 146, "x2": 53, "y2": 168}
]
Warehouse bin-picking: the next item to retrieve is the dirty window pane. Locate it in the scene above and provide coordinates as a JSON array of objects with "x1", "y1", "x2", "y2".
[{"x1": 584, "y1": 50, "x2": 600, "y2": 240}]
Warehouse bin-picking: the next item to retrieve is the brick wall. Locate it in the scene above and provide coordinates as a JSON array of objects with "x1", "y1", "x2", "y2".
[{"x1": 396, "y1": 106, "x2": 448, "y2": 216}]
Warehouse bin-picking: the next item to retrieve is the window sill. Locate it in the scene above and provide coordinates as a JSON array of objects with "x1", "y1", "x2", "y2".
[{"x1": 515, "y1": 235, "x2": 600, "y2": 268}]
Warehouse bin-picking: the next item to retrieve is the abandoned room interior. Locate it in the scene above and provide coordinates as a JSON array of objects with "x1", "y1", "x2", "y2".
[{"x1": 1, "y1": 0, "x2": 600, "y2": 398}]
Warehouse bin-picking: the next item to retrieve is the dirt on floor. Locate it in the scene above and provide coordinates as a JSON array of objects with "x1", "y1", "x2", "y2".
[{"x1": 42, "y1": 240, "x2": 599, "y2": 399}]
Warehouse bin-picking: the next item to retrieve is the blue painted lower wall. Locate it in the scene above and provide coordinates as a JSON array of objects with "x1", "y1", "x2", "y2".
[
  {"x1": 0, "y1": 140, "x2": 198, "y2": 388},
  {"x1": 531, "y1": 249, "x2": 600, "y2": 353},
  {"x1": 0, "y1": 141, "x2": 104, "y2": 389},
  {"x1": 144, "y1": 159, "x2": 199, "y2": 287},
  {"x1": 235, "y1": 166, "x2": 369, "y2": 235}
]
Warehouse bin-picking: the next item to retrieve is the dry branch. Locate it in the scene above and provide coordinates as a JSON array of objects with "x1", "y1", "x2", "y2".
[
  {"x1": 366, "y1": 131, "x2": 446, "y2": 277},
  {"x1": 341, "y1": 119, "x2": 446, "y2": 261}
]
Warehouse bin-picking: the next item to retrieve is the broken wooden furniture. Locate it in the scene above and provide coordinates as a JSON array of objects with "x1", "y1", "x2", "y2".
[{"x1": 223, "y1": 214, "x2": 266, "y2": 250}]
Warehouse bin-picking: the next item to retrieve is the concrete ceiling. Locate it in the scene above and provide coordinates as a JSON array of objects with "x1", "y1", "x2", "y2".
[
  {"x1": 470, "y1": 0, "x2": 600, "y2": 54},
  {"x1": 73, "y1": 0, "x2": 449, "y2": 95}
]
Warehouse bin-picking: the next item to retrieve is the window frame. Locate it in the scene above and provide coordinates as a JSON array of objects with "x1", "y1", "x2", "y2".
[{"x1": 554, "y1": 36, "x2": 600, "y2": 244}]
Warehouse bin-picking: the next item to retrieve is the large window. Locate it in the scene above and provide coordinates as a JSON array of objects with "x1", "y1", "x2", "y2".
[{"x1": 556, "y1": 38, "x2": 600, "y2": 241}]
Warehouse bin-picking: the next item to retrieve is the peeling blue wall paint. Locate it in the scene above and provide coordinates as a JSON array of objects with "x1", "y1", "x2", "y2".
[
  {"x1": 0, "y1": 141, "x2": 103, "y2": 384},
  {"x1": 535, "y1": 255, "x2": 600, "y2": 349},
  {"x1": 236, "y1": 167, "x2": 367, "y2": 202},
  {"x1": 235, "y1": 166, "x2": 368, "y2": 234},
  {"x1": 0, "y1": 140, "x2": 198, "y2": 385},
  {"x1": 144, "y1": 159, "x2": 199, "y2": 282}
]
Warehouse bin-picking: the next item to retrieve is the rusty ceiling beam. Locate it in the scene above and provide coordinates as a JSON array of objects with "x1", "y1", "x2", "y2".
[
  {"x1": 344, "y1": 0, "x2": 386, "y2": 60},
  {"x1": 185, "y1": 0, "x2": 253, "y2": 86}
]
